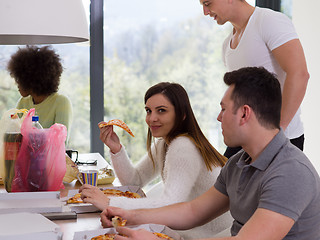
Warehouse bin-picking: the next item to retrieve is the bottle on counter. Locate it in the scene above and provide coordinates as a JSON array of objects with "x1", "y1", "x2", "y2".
[
  {"x1": 27, "y1": 115, "x2": 47, "y2": 191},
  {"x1": 4, "y1": 114, "x2": 23, "y2": 192},
  {"x1": 32, "y1": 115, "x2": 43, "y2": 129}
]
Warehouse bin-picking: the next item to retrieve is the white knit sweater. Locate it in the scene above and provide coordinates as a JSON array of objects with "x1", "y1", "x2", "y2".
[{"x1": 109, "y1": 136, "x2": 232, "y2": 239}]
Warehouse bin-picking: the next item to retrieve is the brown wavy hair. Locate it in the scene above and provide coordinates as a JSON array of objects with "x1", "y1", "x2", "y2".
[
  {"x1": 7, "y1": 45, "x2": 63, "y2": 96},
  {"x1": 144, "y1": 82, "x2": 227, "y2": 171}
]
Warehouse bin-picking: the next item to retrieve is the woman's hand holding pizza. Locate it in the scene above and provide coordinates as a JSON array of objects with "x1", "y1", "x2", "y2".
[
  {"x1": 99, "y1": 123, "x2": 122, "y2": 154},
  {"x1": 79, "y1": 184, "x2": 110, "y2": 210}
]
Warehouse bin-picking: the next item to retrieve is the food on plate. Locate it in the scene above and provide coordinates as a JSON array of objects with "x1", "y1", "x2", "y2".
[
  {"x1": 112, "y1": 216, "x2": 127, "y2": 228},
  {"x1": 91, "y1": 233, "x2": 116, "y2": 240},
  {"x1": 93, "y1": 217, "x2": 174, "y2": 240},
  {"x1": 153, "y1": 232, "x2": 174, "y2": 240},
  {"x1": 98, "y1": 168, "x2": 115, "y2": 185},
  {"x1": 66, "y1": 193, "x2": 83, "y2": 204},
  {"x1": 98, "y1": 119, "x2": 134, "y2": 137},
  {"x1": 91, "y1": 232, "x2": 173, "y2": 240},
  {"x1": 67, "y1": 188, "x2": 141, "y2": 204},
  {"x1": 101, "y1": 188, "x2": 141, "y2": 198}
]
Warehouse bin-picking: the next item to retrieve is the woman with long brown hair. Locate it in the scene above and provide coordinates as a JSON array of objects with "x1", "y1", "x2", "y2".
[{"x1": 80, "y1": 82, "x2": 232, "y2": 238}]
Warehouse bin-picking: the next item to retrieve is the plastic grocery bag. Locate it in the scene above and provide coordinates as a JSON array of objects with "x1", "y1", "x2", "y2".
[
  {"x1": 11, "y1": 108, "x2": 67, "y2": 192},
  {"x1": 0, "y1": 108, "x2": 28, "y2": 192}
]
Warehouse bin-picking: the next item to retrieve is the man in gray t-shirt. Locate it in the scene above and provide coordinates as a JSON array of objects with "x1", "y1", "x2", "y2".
[
  {"x1": 215, "y1": 130, "x2": 320, "y2": 238},
  {"x1": 212, "y1": 67, "x2": 320, "y2": 239},
  {"x1": 98, "y1": 67, "x2": 320, "y2": 240}
]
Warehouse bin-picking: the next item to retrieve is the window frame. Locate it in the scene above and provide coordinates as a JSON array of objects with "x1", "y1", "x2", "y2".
[{"x1": 89, "y1": 0, "x2": 104, "y2": 156}]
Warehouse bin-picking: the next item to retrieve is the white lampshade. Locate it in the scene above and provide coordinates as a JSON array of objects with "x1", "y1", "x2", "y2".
[{"x1": 0, "y1": 0, "x2": 89, "y2": 45}]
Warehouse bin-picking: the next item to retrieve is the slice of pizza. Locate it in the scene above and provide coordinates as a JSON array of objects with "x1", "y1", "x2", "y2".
[
  {"x1": 122, "y1": 190, "x2": 141, "y2": 199},
  {"x1": 98, "y1": 119, "x2": 134, "y2": 137},
  {"x1": 112, "y1": 216, "x2": 127, "y2": 228},
  {"x1": 101, "y1": 188, "x2": 125, "y2": 197},
  {"x1": 153, "y1": 232, "x2": 174, "y2": 240},
  {"x1": 67, "y1": 189, "x2": 141, "y2": 204},
  {"x1": 91, "y1": 233, "x2": 116, "y2": 240},
  {"x1": 66, "y1": 193, "x2": 83, "y2": 204},
  {"x1": 102, "y1": 189, "x2": 141, "y2": 199}
]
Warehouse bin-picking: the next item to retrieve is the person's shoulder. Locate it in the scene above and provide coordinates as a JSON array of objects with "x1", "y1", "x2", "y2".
[
  {"x1": 170, "y1": 135, "x2": 195, "y2": 147},
  {"x1": 51, "y1": 93, "x2": 72, "y2": 104},
  {"x1": 166, "y1": 136, "x2": 202, "y2": 166},
  {"x1": 168, "y1": 135, "x2": 199, "y2": 155},
  {"x1": 254, "y1": 6, "x2": 291, "y2": 24},
  {"x1": 252, "y1": 7, "x2": 296, "y2": 47},
  {"x1": 255, "y1": 6, "x2": 286, "y2": 17},
  {"x1": 19, "y1": 95, "x2": 32, "y2": 101},
  {"x1": 280, "y1": 144, "x2": 316, "y2": 172},
  {"x1": 16, "y1": 95, "x2": 32, "y2": 108},
  {"x1": 54, "y1": 92, "x2": 70, "y2": 100}
]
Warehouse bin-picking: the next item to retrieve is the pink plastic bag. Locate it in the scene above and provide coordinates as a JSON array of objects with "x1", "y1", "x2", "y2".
[{"x1": 11, "y1": 108, "x2": 67, "y2": 192}]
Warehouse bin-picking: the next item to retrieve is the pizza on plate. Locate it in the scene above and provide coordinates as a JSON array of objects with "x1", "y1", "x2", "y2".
[
  {"x1": 67, "y1": 188, "x2": 141, "y2": 204},
  {"x1": 66, "y1": 192, "x2": 83, "y2": 204},
  {"x1": 91, "y1": 217, "x2": 174, "y2": 240},
  {"x1": 98, "y1": 119, "x2": 134, "y2": 137},
  {"x1": 90, "y1": 232, "x2": 173, "y2": 240},
  {"x1": 91, "y1": 233, "x2": 116, "y2": 240}
]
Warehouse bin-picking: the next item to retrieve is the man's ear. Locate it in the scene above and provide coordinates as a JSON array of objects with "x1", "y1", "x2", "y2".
[{"x1": 240, "y1": 105, "x2": 250, "y2": 125}]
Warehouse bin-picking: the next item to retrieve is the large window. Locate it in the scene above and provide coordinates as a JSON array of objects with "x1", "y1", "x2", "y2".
[{"x1": 102, "y1": 0, "x2": 239, "y2": 163}]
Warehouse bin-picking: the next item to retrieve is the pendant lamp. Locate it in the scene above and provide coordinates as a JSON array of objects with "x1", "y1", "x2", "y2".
[{"x1": 0, "y1": 0, "x2": 89, "y2": 45}]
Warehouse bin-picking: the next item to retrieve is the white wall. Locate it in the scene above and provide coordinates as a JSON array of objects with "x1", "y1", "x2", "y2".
[{"x1": 293, "y1": 0, "x2": 320, "y2": 173}]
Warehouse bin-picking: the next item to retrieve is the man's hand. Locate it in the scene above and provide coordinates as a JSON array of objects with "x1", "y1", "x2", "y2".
[{"x1": 100, "y1": 206, "x2": 133, "y2": 228}]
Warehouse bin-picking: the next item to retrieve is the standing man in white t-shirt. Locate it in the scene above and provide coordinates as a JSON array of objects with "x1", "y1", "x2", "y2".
[{"x1": 200, "y1": 0, "x2": 309, "y2": 158}]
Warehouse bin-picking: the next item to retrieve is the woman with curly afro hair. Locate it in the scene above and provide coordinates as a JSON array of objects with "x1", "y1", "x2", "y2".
[{"x1": 7, "y1": 45, "x2": 72, "y2": 142}]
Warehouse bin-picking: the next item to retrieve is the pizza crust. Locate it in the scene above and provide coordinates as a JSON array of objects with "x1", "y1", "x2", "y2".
[{"x1": 98, "y1": 119, "x2": 134, "y2": 137}]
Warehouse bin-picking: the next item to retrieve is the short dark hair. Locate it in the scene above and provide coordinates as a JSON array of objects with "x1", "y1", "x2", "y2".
[
  {"x1": 144, "y1": 82, "x2": 226, "y2": 170},
  {"x1": 7, "y1": 45, "x2": 63, "y2": 95},
  {"x1": 223, "y1": 67, "x2": 281, "y2": 129}
]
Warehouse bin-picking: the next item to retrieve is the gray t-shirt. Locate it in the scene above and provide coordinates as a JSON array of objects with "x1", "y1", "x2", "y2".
[{"x1": 215, "y1": 130, "x2": 320, "y2": 239}]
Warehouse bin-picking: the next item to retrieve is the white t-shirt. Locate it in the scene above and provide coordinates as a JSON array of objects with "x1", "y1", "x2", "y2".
[{"x1": 222, "y1": 7, "x2": 303, "y2": 139}]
